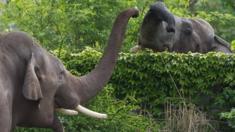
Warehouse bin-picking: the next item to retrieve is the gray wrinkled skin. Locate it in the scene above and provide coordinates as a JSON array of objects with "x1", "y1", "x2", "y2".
[
  {"x1": 131, "y1": 1, "x2": 232, "y2": 53},
  {"x1": 0, "y1": 8, "x2": 139, "y2": 132}
]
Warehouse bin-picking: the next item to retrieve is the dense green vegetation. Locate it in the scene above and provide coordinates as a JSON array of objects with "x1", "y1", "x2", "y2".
[
  {"x1": 62, "y1": 48, "x2": 235, "y2": 131},
  {"x1": 0, "y1": 0, "x2": 235, "y2": 131}
]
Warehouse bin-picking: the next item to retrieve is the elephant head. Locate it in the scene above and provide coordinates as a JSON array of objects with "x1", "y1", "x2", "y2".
[
  {"x1": 131, "y1": 1, "x2": 176, "y2": 52},
  {"x1": 131, "y1": 1, "x2": 232, "y2": 53}
]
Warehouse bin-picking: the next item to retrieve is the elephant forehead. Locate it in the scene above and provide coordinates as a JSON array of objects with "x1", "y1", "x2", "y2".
[{"x1": 41, "y1": 52, "x2": 64, "y2": 71}]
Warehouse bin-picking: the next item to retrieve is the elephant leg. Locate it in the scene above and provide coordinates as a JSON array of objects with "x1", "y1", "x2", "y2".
[
  {"x1": 0, "y1": 109, "x2": 12, "y2": 132},
  {"x1": 52, "y1": 116, "x2": 64, "y2": 132},
  {"x1": 0, "y1": 96, "x2": 12, "y2": 132}
]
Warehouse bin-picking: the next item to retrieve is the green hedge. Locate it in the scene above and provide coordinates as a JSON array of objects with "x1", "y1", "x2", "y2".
[{"x1": 62, "y1": 47, "x2": 235, "y2": 130}]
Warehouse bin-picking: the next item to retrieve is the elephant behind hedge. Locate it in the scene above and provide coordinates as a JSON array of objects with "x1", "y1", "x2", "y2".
[{"x1": 131, "y1": 1, "x2": 232, "y2": 53}]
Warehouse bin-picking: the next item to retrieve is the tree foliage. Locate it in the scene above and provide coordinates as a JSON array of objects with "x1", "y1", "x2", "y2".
[
  {"x1": 1, "y1": 0, "x2": 234, "y2": 51},
  {"x1": 0, "y1": 0, "x2": 139, "y2": 50}
]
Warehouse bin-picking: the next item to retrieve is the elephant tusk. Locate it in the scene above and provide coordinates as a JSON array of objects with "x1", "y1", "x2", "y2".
[
  {"x1": 76, "y1": 105, "x2": 108, "y2": 119},
  {"x1": 56, "y1": 108, "x2": 78, "y2": 116}
]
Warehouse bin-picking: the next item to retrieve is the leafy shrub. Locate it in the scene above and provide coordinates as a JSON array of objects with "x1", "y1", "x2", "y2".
[
  {"x1": 62, "y1": 47, "x2": 235, "y2": 131},
  {"x1": 221, "y1": 108, "x2": 235, "y2": 129}
]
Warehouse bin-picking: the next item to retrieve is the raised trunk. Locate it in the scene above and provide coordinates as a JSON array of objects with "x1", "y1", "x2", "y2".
[
  {"x1": 149, "y1": 1, "x2": 175, "y2": 32},
  {"x1": 139, "y1": 2, "x2": 175, "y2": 50},
  {"x1": 75, "y1": 8, "x2": 139, "y2": 104}
]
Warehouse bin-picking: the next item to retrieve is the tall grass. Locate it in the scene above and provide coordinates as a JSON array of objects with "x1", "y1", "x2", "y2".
[{"x1": 161, "y1": 103, "x2": 216, "y2": 132}]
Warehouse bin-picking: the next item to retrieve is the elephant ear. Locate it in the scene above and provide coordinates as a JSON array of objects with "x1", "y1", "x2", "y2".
[
  {"x1": 23, "y1": 53, "x2": 43, "y2": 101},
  {"x1": 181, "y1": 21, "x2": 193, "y2": 35}
]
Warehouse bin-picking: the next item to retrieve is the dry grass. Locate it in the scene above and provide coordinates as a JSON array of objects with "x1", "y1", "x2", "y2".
[{"x1": 160, "y1": 103, "x2": 216, "y2": 132}]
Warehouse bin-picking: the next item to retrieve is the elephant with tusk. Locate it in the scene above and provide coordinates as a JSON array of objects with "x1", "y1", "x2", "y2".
[
  {"x1": 0, "y1": 8, "x2": 139, "y2": 132},
  {"x1": 131, "y1": 1, "x2": 232, "y2": 53}
]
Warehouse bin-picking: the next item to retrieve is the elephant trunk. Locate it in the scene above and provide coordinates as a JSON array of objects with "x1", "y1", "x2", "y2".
[
  {"x1": 150, "y1": 1, "x2": 175, "y2": 32},
  {"x1": 75, "y1": 8, "x2": 139, "y2": 104}
]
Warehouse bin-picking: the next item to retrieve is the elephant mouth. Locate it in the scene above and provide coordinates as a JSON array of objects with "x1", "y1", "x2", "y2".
[
  {"x1": 163, "y1": 45, "x2": 169, "y2": 51},
  {"x1": 54, "y1": 97, "x2": 107, "y2": 119},
  {"x1": 156, "y1": 44, "x2": 170, "y2": 52},
  {"x1": 54, "y1": 95, "x2": 77, "y2": 109}
]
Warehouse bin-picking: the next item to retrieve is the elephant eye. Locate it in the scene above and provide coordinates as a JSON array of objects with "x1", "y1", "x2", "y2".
[
  {"x1": 181, "y1": 21, "x2": 192, "y2": 35},
  {"x1": 58, "y1": 70, "x2": 65, "y2": 80},
  {"x1": 34, "y1": 66, "x2": 42, "y2": 81},
  {"x1": 183, "y1": 28, "x2": 192, "y2": 35},
  {"x1": 59, "y1": 70, "x2": 65, "y2": 75}
]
